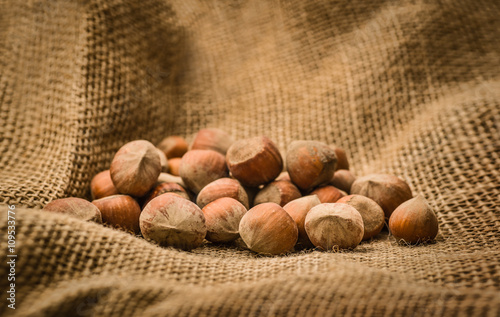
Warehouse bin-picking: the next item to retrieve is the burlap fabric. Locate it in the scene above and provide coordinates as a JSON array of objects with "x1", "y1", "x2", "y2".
[{"x1": 1, "y1": 0, "x2": 499, "y2": 315}]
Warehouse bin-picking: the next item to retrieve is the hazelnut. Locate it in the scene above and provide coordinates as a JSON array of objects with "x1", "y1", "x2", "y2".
[
  {"x1": 239, "y1": 202, "x2": 298, "y2": 255},
  {"x1": 143, "y1": 182, "x2": 190, "y2": 207},
  {"x1": 331, "y1": 146, "x2": 349, "y2": 170},
  {"x1": 286, "y1": 140, "x2": 337, "y2": 191},
  {"x1": 156, "y1": 148, "x2": 169, "y2": 173},
  {"x1": 310, "y1": 185, "x2": 346, "y2": 203},
  {"x1": 276, "y1": 171, "x2": 291, "y2": 182},
  {"x1": 110, "y1": 140, "x2": 161, "y2": 197},
  {"x1": 350, "y1": 174, "x2": 413, "y2": 219},
  {"x1": 157, "y1": 136, "x2": 188, "y2": 158},
  {"x1": 179, "y1": 150, "x2": 229, "y2": 194},
  {"x1": 43, "y1": 197, "x2": 102, "y2": 223},
  {"x1": 330, "y1": 169, "x2": 356, "y2": 193},
  {"x1": 226, "y1": 136, "x2": 283, "y2": 187},
  {"x1": 196, "y1": 178, "x2": 249, "y2": 209},
  {"x1": 140, "y1": 193, "x2": 207, "y2": 250},
  {"x1": 157, "y1": 172, "x2": 186, "y2": 187},
  {"x1": 305, "y1": 203, "x2": 364, "y2": 250},
  {"x1": 389, "y1": 195, "x2": 439, "y2": 244},
  {"x1": 90, "y1": 170, "x2": 119, "y2": 200},
  {"x1": 337, "y1": 195, "x2": 385, "y2": 240},
  {"x1": 190, "y1": 128, "x2": 234, "y2": 154},
  {"x1": 92, "y1": 195, "x2": 141, "y2": 234},
  {"x1": 283, "y1": 195, "x2": 321, "y2": 247},
  {"x1": 168, "y1": 157, "x2": 182, "y2": 176},
  {"x1": 202, "y1": 197, "x2": 247, "y2": 243},
  {"x1": 253, "y1": 180, "x2": 301, "y2": 207}
]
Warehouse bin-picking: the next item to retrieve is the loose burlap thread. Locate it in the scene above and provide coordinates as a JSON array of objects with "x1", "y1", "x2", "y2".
[{"x1": 0, "y1": 0, "x2": 499, "y2": 316}]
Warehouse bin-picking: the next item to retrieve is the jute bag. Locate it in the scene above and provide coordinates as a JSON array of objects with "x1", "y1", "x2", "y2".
[{"x1": 1, "y1": 0, "x2": 499, "y2": 315}]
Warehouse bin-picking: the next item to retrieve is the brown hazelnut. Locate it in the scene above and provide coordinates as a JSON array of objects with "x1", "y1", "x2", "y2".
[
  {"x1": 305, "y1": 203, "x2": 364, "y2": 250},
  {"x1": 389, "y1": 195, "x2": 439, "y2": 244},
  {"x1": 226, "y1": 136, "x2": 283, "y2": 187},
  {"x1": 156, "y1": 148, "x2": 169, "y2": 173},
  {"x1": 330, "y1": 169, "x2": 356, "y2": 193},
  {"x1": 140, "y1": 193, "x2": 206, "y2": 250},
  {"x1": 337, "y1": 195, "x2": 385, "y2": 240},
  {"x1": 179, "y1": 150, "x2": 229, "y2": 194},
  {"x1": 92, "y1": 195, "x2": 141, "y2": 234},
  {"x1": 90, "y1": 170, "x2": 119, "y2": 200},
  {"x1": 143, "y1": 182, "x2": 190, "y2": 207},
  {"x1": 276, "y1": 171, "x2": 291, "y2": 182},
  {"x1": 283, "y1": 195, "x2": 321, "y2": 247},
  {"x1": 157, "y1": 136, "x2": 188, "y2": 158},
  {"x1": 110, "y1": 140, "x2": 161, "y2": 197},
  {"x1": 253, "y1": 180, "x2": 301, "y2": 207},
  {"x1": 202, "y1": 197, "x2": 247, "y2": 243},
  {"x1": 331, "y1": 146, "x2": 349, "y2": 170},
  {"x1": 286, "y1": 140, "x2": 337, "y2": 191},
  {"x1": 43, "y1": 197, "x2": 102, "y2": 223},
  {"x1": 350, "y1": 174, "x2": 413, "y2": 219},
  {"x1": 239, "y1": 202, "x2": 298, "y2": 255},
  {"x1": 310, "y1": 185, "x2": 346, "y2": 203},
  {"x1": 190, "y1": 128, "x2": 234, "y2": 155},
  {"x1": 168, "y1": 157, "x2": 182, "y2": 176},
  {"x1": 196, "y1": 178, "x2": 249, "y2": 209}
]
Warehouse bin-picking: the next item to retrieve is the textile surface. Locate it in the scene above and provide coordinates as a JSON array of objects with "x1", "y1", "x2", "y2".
[{"x1": 0, "y1": 0, "x2": 499, "y2": 315}]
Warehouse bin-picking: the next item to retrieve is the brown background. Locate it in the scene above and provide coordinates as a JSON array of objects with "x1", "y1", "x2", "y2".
[{"x1": 0, "y1": 0, "x2": 499, "y2": 315}]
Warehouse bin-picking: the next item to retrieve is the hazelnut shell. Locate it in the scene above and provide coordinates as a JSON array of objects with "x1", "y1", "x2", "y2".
[
  {"x1": 253, "y1": 180, "x2": 302, "y2": 207},
  {"x1": 350, "y1": 174, "x2": 413, "y2": 219},
  {"x1": 389, "y1": 195, "x2": 439, "y2": 244},
  {"x1": 331, "y1": 146, "x2": 349, "y2": 170},
  {"x1": 283, "y1": 195, "x2": 321, "y2": 247},
  {"x1": 310, "y1": 185, "x2": 346, "y2": 203},
  {"x1": 90, "y1": 170, "x2": 119, "y2": 200},
  {"x1": 156, "y1": 148, "x2": 170, "y2": 173},
  {"x1": 140, "y1": 193, "x2": 207, "y2": 250},
  {"x1": 286, "y1": 140, "x2": 337, "y2": 191},
  {"x1": 179, "y1": 149, "x2": 229, "y2": 194},
  {"x1": 202, "y1": 197, "x2": 247, "y2": 243},
  {"x1": 110, "y1": 140, "x2": 161, "y2": 197},
  {"x1": 330, "y1": 169, "x2": 356, "y2": 194},
  {"x1": 337, "y1": 194, "x2": 385, "y2": 240},
  {"x1": 43, "y1": 197, "x2": 102, "y2": 223},
  {"x1": 305, "y1": 203, "x2": 364, "y2": 250},
  {"x1": 190, "y1": 128, "x2": 234, "y2": 155},
  {"x1": 239, "y1": 203, "x2": 298, "y2": 255},
  {"x1": 196, "y1": 178, "x2": 249, "y2": 209},
  {"x1": 157, "y1": 136, "x2": 188, "y2": 159},
  {"x1": 168, "y1": 157, "x2": 182, "y2": 176},
  {"x1": 226, "y1": 136, "x2": 283, "y2": 187},
  {"x1": 92, "y1": 195, "x2": 141, "y2": 234},
  {"x1": 143, "y1": 182, "x2": 190, "y2": 207}
]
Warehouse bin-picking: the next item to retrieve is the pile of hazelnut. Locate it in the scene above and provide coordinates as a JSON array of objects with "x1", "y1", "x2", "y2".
[{"x1": 43, "y1": 128, "x2": 439, "y2": 255}]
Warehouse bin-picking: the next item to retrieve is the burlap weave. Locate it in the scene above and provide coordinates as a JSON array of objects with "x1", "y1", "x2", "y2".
[{"x1": 1, "y1": 0, "x2": 499, "y2": 316}]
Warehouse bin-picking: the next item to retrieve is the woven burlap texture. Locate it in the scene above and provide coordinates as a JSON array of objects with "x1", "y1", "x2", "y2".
[{"x1": 1, "y1": 0, "x2": 499, "y2": 316}]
